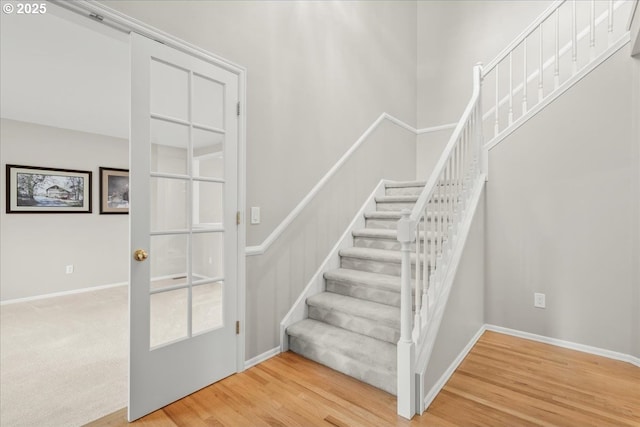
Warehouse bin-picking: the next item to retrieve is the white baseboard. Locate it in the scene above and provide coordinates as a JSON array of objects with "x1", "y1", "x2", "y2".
[
  {"x1": 0, "y1": 281, "x2": 128, "y2": 306},
  {"x1": 422, "y1": 324, "x2": 487, "y2": 412},
  {"x1": 244, "y1": 346, "x2": 280, "y2": 370},
  {"x1": 485, "y1": 324, "x2": 640, "y2": 368}
]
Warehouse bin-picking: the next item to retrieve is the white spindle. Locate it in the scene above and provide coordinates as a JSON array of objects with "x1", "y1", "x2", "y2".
[
  {"x1": 538, "y1": 24, "x2": 544, "y2": 102},
  {"x1": 522, "y1": 38, "x2": 528, "y2": 114},
  {"x1": 590, "y1": 0, "x2": 596, "y2": 59},
  {"x1": 413, "y1": 221, "x2": 421, "y2": 340},
  {"x1": 572, "y1": 0, "x2": 578, "y2": 75},
  {"x1": 608, "y1": 0, "x2": 614, "y2": 46},
  {"x1": 508, "y1": 52, "x2": 513, "y2": 125},
  {"x1": 554, "y1": 8, "x2": 560, "y2": 90},
  {"x1": 429, "y1": 202, "x2": 435, "y2": 289}
]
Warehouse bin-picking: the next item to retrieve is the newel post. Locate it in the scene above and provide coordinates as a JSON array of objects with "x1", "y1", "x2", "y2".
[{"x1": 397, "y1": 210, "x2": 416, "y2": 418}]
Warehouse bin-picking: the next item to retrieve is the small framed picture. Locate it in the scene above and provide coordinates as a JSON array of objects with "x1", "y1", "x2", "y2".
[
  {"x1": 6, "y1": 164, "x2": 92, "y2": 214},
  {"x1": 99, "y1": 167, "x2": 129, "y2": 214}
]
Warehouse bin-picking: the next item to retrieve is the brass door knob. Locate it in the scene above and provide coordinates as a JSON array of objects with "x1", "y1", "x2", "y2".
[{"x1": 133, "y1": 249, "x2": 149, "y2": 262}]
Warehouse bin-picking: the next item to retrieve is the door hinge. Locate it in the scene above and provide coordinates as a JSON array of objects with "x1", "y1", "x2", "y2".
[
  {"x1": 236, "y1": 211, "x2": 241, "y2": 225},
  {"x1": 236, "y1": 321, "x2": 240, "y2": 335},
  {"x1": 236, "y1": 101, "x2": 240, "y2": 116}
]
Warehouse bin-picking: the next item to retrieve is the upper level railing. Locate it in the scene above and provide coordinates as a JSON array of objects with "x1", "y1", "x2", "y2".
[
  {"x1": 396, "y1": 0, "x2": 635, "y2": 419},
  {"x1": 395, "y1": 64, "x2": 484, "y2": 418},
  {"x1": 483, "y1": 0, "x2": 633, "y2": 143}
]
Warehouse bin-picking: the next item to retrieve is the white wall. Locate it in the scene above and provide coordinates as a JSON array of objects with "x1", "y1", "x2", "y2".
[
  {"x1": 98, "y1": 1, "x2": 419, "y2": 358},
  {"x1": 0, "y1": 119, "x2": 129, "y2": 301},
  {"x1": 485, "y1": 46, "x2": 638, "y2": 357},
  {"x1": 423, "y1": 190, "x2": 485, "y2": 396}
]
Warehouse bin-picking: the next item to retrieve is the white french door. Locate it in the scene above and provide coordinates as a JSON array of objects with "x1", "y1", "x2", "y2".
[{"x1": 129, "y1": 32, "x2": 239, "y2": 421}]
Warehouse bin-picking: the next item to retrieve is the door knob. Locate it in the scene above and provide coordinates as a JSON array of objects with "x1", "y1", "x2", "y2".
[{"x1": 133, "y1": 249, "x2": 149, "y2": 262}]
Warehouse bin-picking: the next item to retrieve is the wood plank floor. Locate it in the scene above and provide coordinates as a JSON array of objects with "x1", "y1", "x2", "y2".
[{"x1": 86, "y1": 331, "x2": 640, "y2": 426}]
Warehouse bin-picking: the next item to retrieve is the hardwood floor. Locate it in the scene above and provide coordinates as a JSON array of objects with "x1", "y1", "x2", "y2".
[{"x1": 86, "y1": 331, "x2": 640, "y2": 427}]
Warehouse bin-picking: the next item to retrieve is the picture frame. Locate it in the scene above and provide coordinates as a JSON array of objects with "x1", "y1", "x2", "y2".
[
  {"x1": 99, "y1": 167, "x2": 129, "y2": 214},
  {"x1": 6, "y1": 164, "x2": 92, "y2": 214}
]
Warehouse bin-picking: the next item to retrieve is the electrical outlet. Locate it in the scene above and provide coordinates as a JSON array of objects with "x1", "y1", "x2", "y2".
[
  {"x1": 534, "y1": 292, "x2": 546, "y2": 308},
  {"x1": 65, "y1": 265, "x2": 74, "y2": 274},
  {"x1": 251, "y1": 207, "x2": 260, "y2": 225}
]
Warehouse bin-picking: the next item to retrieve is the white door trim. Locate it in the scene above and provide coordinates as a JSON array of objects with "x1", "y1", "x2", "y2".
[{"x1": 50, "y1": 0, "x2": 247, "y2": 372}]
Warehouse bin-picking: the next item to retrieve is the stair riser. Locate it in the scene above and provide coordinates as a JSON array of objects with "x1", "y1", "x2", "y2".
[
  {"x1": 308, "y1": 306, "x2": 399, "y2": 344},
  {"x1": 341, "y1": 257, "x2": 422, "y2": 278},
  {"x1": 288, "y1": 337, "x2": 397, "y2": 395},
  {"x1": 325, "y1": 280, "x2": 401, "y2": 307}
]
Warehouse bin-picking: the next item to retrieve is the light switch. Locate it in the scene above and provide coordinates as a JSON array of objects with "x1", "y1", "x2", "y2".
[{"x1": 251, "y1": 207, "x2": 260, "y2": 225}]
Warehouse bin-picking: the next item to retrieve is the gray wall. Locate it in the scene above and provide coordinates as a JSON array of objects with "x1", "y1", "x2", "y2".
[
  {"x1": 485, "y1": 46, "x2": 639, "y2": 357},
  {"x1": 99, "y1": 1, "x2": 419, "y2": 358},
  {"x1": 0, "y1": 119, "x2": 129, "y2": 300},
  {"x1": 423, "y1": 189, "x2": 485, "y2": 394}
]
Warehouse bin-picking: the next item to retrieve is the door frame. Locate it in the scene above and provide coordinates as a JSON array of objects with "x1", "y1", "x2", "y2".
[{"x1": 50, "y1": 0, "x2": 247, "y2": 373}]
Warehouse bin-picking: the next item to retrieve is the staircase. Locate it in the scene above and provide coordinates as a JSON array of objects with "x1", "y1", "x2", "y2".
[{"x1": 286, "y1": 181, "x2": 429, "y2": 395}]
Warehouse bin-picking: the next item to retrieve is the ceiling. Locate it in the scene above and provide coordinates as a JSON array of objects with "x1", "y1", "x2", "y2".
[{"x1": 0, "y1": 3, "x2": 129, "y2": 139}]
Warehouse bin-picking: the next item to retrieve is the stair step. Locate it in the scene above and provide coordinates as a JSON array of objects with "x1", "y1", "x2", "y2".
[
  {"x1": 364, "y1": 211, "x2": 448, "y2": 230},
  {"x1": 385, "y1": 181, "x2": 425, "y2": 196},
  {"x1": 324, "y1": 268, "x2": 403, "y2": 307},
  {"x1": 307, "y1": 292, "x2": 400, "y2": 343},
  {"x1": 339, "y1": 247, "x2": 428, "y2": 277},
  {"x1": 353, "y1": 228, "x2": 434, "y2": 251},
  {"x1": 287, "y1": 319, "x2": 397, "y2": 395}
]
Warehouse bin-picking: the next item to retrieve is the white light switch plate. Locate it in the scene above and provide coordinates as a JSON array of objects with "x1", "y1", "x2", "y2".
[{"x1": 250, "y1": 207, "x2": 260, "y2": 225}]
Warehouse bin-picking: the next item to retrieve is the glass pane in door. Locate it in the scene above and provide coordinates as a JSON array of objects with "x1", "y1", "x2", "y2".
[
  {"x1": 150, "y1": 287, "x2": 189, "y2": 348},
  {"x1": 192, "y1": 282, "x2": 223, "y2": 335},
  {"x1": 192, "y1": 74, "x2": 224, "y2": 128},
  {"x1": 150, "y1": 59, "x2": 189, "y2": 120}
]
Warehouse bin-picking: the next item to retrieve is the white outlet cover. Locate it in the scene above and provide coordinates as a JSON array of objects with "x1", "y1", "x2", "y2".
[
  {"x1": 534, "y1": 292, "x2": 546, "y2": 308},
  {"x1": 65, "y1": 265, "x2": 74, "y2": 274}
]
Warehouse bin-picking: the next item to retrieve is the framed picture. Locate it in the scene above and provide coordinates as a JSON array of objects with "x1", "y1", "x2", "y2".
[
  {"x1": 99, "y1": 167, "x2": 129, "y2": 214},
  {"x1": 6, "y1": 164, "x2": 92, "y2": 213}
]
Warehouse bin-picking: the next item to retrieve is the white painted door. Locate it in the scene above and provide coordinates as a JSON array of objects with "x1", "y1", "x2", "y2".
[{"x1": 129, "y1": 32, "x2": 239, "y2": 421}]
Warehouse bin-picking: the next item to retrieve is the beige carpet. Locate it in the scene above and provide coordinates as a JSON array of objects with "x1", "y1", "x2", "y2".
[{"x1": 0, "y1": 286, "x2": 128, "y2": 427}]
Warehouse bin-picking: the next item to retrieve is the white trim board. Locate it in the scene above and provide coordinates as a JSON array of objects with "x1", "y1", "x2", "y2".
[
  {"x1": 244, "y1": 347, "x2": 280, "y2": 370},
  {"x1": 0, "y1": 281, "x2": 128, "y2": 306},
  {"x1": 485, "y1": 324, "x2": 640, "y2": 368},
  {"x1": 422, "y1": 323, "x2": 640, "y2": 413}
]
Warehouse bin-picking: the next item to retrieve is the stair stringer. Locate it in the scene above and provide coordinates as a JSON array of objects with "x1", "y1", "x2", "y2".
[
  {"x1": 413, "y1": 175, "x2": 486, "y2": 414},
  {"x1": 279, "y1": 179, "x2": 390, "y2": 352}
]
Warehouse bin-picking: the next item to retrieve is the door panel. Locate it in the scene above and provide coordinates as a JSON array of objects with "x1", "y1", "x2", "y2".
[{"x1": 129, "y1": 32, "x2": 238, "y2": 421}]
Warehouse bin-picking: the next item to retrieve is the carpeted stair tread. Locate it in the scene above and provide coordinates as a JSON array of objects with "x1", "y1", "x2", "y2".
[
  {"x1": 324, "y1": 268, "x2": 402, "y2": 292},
  {"x1": 307, "y1": 292, "x2": 400, "y2": 329},
  {"x1": 339, "y1": 247, "x2": 423, "y2": 265},
  {"x1": 286, "y1": 319, "x2": 396, "y2": 373}
]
